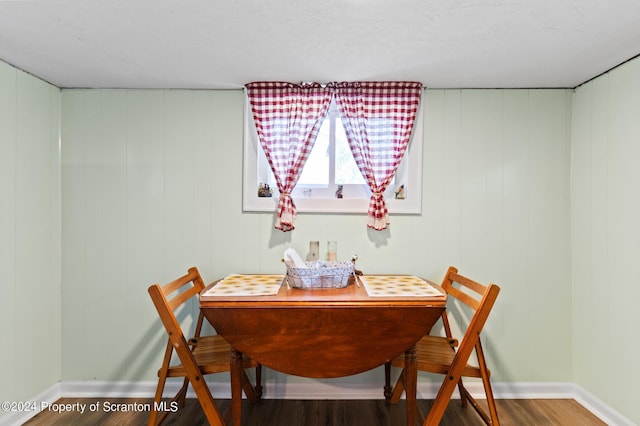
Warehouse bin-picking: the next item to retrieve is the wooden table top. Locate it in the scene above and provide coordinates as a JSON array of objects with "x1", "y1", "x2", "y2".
[{"x1": 200, "y1": 274, "x2": 447, "y2": 307}]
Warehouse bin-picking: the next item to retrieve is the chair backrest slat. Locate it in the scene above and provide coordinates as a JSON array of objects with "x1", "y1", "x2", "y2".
[
  {"x1": 450, "y1": 271, "x2": 486, "y2": 295},
  {"x1": 168, "y1": 285, "x2": 201, "y2": 311},
  {"x1": 163, "y1": 270, "x2": 197, "y2": 294},
  {"x1": 158, "y1": 267, "x2": 207, "y2": 312},
  {"x1": 440, "y1": 266, "x2": 500, "y2": 349},
  {"x1": 149, "y1": 267, "x2": 207, "y2": 338},
  {"x1": 444, "y1": 285, "x2": 481, "y2": 310},
  {"x1": 458, "y1": 283, "x2": 500, "y2": 345},
  {"x1": 440, "y1": 266, "x2": 496, "y2": 311}
]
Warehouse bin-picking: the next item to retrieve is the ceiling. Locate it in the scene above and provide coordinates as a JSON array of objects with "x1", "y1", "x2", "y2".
[{"x1": 1, "y1": 0, "x2": 639, "y2": 90}]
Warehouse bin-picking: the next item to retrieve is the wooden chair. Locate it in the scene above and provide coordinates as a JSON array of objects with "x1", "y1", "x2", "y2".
[
  {"x1": 385, "y1": 266, "x2": 501, "y2": 425},
  {"x1": 148, "y1": 266, "x2": 262, "y2": 426}
]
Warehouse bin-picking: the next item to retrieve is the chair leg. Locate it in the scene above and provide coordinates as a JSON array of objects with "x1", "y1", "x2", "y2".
[
  {"x1": 174, "y1": 378, "x2": 189, "y2": 408},
  {"x1": 255, "y1": 364, "x2": 263, "y2": 398},
  {"x1": 238, "y1": 363, "x2": 263, "y2": 403},
  {"x1": 242, "y1": 370, "x2": 261, "y2": 403},
  {"x1": 150, "y1": 378, "x2": 189, "y2": 426},
  {"x1": 149, "y1": 343, "x2": 174, "y2": 426},
  {"x1": 222, "y1": 405, "x2": 232, "y2": 426},
  {"x1": 476, "y1": 341, "x2": 499, "y2": 425},
  {"x1": 148, "y1": 374, "x2": 166, "y2": 426},
  {"x1": 389, "y1": 368, "x2": 406, "y2": 404},
  {"x1": 190, "y1": 374, "x2": 225, "y2": 426},
  {"x1": 423, "y1": 373, "x2": 460, "y2": 426},
  {"x1": 459, "y1": 385, "x2": 493, "y2": 425},
  {"x1": 458, "y1": 377, "x2": 468, "y2": 408},
  {"x1": 481, "y1": 377, "x2": 499, "y2": 426},
  {"x1": 384, "y1": 362, "x2": 392, "y2": 400}
]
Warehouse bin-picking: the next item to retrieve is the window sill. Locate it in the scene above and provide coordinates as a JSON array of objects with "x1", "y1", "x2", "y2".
[{"x1": 243, "y1": 195, "x2": 421, "y2": 214}]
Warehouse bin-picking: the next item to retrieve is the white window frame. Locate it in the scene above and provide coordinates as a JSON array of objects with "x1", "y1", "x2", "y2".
[{"x1": 242, "y1": 91, "x2": 423, "y2": 214}]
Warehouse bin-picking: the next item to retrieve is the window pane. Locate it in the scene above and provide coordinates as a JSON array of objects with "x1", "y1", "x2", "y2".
[
  {"x1": 297, "y1": 118, "x2": 329, "y2": 186},
  {"x1": 335, "y1": 119, "x2": 365, "y2": 185}
]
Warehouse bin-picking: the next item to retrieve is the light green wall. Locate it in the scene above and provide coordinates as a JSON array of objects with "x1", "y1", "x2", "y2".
[
  {"x1": 0, "y1": 61, "x2": 61, "y2": 414},
  {"x1": 571, "y1": 58, "x2": 640, "y2": 424},
  {"x1": 59, "y1": 88, "x2": 572, "y2": 387}
]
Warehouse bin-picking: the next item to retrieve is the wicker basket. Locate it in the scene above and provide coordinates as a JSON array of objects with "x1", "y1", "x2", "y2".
[{"x1": 286, "y1": 261, "x2": 354, "y2": 289}]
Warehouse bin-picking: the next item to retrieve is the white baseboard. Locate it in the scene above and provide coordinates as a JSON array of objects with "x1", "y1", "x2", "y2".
[
  {"x1": 1, "y1": 381, "x2": 634, "y2": 426},
  {"x1": 54, "y1": 379, "x2": 581, "y2": 400},
  {"x1": 572, "y1": 384, "x2": 636, "y2": 426},
  {"x1": 0, "y1": 383, "x2": 61, "y2": 426}
]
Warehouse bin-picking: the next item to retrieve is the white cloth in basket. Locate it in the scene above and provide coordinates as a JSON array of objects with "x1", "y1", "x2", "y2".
[{"x1": 283, "y1": 247, "x2": 307, "y2": 268}]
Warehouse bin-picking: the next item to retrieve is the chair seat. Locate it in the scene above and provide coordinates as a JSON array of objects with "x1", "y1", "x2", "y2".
[
  {"x1": 390, "y1": 335, "x2": 486, "y2": 378},
  {"x1": 163, "y1": 335, "x2": 258, "y2": 377}
]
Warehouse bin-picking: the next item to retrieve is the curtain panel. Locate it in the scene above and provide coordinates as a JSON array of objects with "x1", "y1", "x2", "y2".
[
  {"x1": 334, "y1": 81, "x2": 422, "y2": 230},
  {"x1": 245, "y1": 81, "x2": 333, "y2": 231}
]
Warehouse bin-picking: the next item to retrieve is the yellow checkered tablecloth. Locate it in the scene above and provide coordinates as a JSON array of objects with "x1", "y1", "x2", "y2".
[
  {"x1": 360, "y1": 275, "x2": 444, "y2": 297},
  {"x1": 203, "y1": 274, "x2": 284, "y2": 296}
]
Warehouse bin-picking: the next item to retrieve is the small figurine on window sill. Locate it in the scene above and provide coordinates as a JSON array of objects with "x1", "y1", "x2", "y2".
[
  {"x1": 258, "y1": 183, "x2": 273, "y2": 198},
  {"x1": 395, "y1": 184, "x2": 405, "y2": 200},
  {"x1": 335, "y1": 185, "x2": 344, "y2": 199}
]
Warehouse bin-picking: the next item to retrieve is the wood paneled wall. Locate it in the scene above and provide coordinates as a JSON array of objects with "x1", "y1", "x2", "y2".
[
  {"x1": 571, "y1": 58, "x2": 640, "y2": 424},
  {"x1": 60, "y1": 88, "x2": 572, "y2": 388},
  {"x1": 0, "y1": 61, "x2": 61, "y2": 406}
]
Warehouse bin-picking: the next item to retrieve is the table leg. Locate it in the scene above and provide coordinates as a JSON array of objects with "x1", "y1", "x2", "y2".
[
  {"x1": 230, "y1": 347, "x2": 243, "y2": 426},
  {"x1": 405, "y1": 344, "x2": 417, "y2": 426}
]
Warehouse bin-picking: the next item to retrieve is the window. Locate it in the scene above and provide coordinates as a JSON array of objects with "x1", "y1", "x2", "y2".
[{"x1": 243, "y1": 91, "x2": 423, "y2": 214}]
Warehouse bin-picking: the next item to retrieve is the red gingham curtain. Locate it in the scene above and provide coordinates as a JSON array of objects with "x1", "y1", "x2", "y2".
[
  {"x1": 246, "y1": 82, "x2": 333, "y2": 231},
  {"x1": 334, "y1": 81, "x2": 422, "y2": 230}
]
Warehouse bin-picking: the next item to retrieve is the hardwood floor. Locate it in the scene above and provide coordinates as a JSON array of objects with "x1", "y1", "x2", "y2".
[{"x1": 23, "y1": 397, "x2": 606, "y2": 425}]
